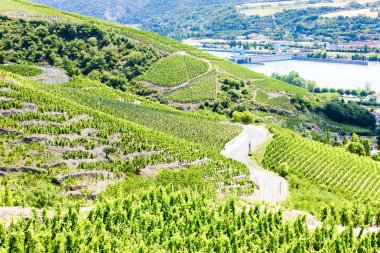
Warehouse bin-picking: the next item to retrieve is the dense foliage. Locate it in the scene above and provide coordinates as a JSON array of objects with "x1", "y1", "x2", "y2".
[
  {"x1": 271, "y1": 71, "x2": 316, "y2": 92},
  {"x1": 0, "y1": 16, "x2": 160, "y2": 91},
  {"x1": 31, "y1": 0, "x2": 380, "y2": 40},
  {"x1": 322, "y1": 100, "x2": 376, "y2": 128}
]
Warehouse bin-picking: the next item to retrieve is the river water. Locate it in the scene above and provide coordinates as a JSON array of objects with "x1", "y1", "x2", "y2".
[{"x1": 205, "y1": 50, "x2": 380, "y2": 91}]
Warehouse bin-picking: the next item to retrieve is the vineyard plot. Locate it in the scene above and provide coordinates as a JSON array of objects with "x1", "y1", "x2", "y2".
[
  {"x1": 142, "y1": 55, "x2": 210, "y2": 87},
  {"x1": 263, "y1": 129, "x2": 380, "y2": 201}
]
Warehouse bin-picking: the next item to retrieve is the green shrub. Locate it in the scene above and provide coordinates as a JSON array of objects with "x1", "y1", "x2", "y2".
[{"x1": 232, "y1": 111, "x2": 254, "y2": 124}]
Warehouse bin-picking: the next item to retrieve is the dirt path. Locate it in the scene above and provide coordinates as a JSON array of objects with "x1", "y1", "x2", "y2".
[
  {"x1": 222, "y1": 125, "x2": 289, "y2": 204},
  {"x1": 32, "y1": 66, "x2": 71, "y2": 84}
]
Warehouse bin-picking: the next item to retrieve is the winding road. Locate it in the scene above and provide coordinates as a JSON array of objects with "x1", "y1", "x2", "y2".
[{"x1": 222, "y1": 125, "x2": 289, "y2": 204}]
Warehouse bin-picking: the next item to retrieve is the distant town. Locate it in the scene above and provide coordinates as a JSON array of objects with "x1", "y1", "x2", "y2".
[{"x1": 185, "y1": 32, "x2": 380, "y2": 64}]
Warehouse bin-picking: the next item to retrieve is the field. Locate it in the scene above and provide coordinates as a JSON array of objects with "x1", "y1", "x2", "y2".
[
  {"x1": 322, "y1": 8, "x2": 379, "y2": 18},
  {"x1": 255, "y1": 90, "x2": 293, "y2": 110},
  {"x1": 142, "y1": 55, "x2": 210, "y2": 87},
  {"x1": 236, "y1": 0, "x2": 378, "y2": 17},
  {"x1": 31, "y1": 77, "x2": 239, "y2": 151},
  {"x1": 0, "y1": 0, "x2": 79, "y2": 21},
  {"x1": 237, "y1": 0, "x2": 348, "y2": 16}
]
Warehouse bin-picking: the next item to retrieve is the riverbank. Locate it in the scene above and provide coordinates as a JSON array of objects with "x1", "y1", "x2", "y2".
[
  {"x1": 204, "y1": 49, "x2": 380, "y2": 91},
  {"x1": 294, "y1": 57, "x2": 369, "y2": 66}
]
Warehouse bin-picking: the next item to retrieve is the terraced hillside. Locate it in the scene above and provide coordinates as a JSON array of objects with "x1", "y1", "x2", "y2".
[
  {"x1": 0, "y1": 69, "x2": 256, "y2": 206},
  {"x1": 0, "y1": 0, "x2": 318, "y2": 111},
  {"x1": 263, "y1": 129, "x2": 380, "y2": 203},
  {"x1": 30, "y1": 76, "x2": 236, "y2": 150},
  {"x1": 1, "y1": 0, "x2": 361, "y2": 142},
  {"x1": 0, "y1": 1, "x2": 379, "y2": 252}
]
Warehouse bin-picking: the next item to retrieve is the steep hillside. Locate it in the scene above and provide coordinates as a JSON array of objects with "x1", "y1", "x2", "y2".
[
  {"x1": 29, "y1": 0, "x2": 380, "y2": 41},
  {"x1": 29, "y1": 0, "x2": 245, "y2": 38},
  {"x1": 262, "y1": 128, "x2": 380, "y2": 212},
  {"x1": 0, "y1": 1, "x2": 379, "y2": 252},
  {"x1": 0, "y1": 0, "x2": 346, "y2": 136},
  {"x1": 0, "y1": 0, "x2": 375, "y2": 159},
  {"x1": 0, "y1": 69, "x2": 253, "y2": 206}
]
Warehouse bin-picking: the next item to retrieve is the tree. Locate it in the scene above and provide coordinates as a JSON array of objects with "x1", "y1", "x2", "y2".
[
  {"x1": 232, "y1": 111, "x2": 253, "y2": 124},
  {"x1": 359, "y1": 90, "x2": 368, "y2": 97},
  {"x1": 344, "y1": 89, "x2": 352, "y2": 95},
  {"x1": 351, "y1": 133, "x2": 359, "y2": 143},
  {"x1": 337, "y1": 89, "x2": 344, "y2": 95},
  {"x1": 276, "y1": 163, "x2": 289, "y2": 177},
  {"x1": 323, "y1": 101, "x2": 376, "y2": 128},
  {"x1": 360, "y1": 139, "x2": 371, "y2": 156},
  {"x1": 322, "y1": 132, "x2": 332, "y2": 145},
  {"x1": 346, "y1": 142, "x2": 365, "y2": 156},
  {"x1": 351, "y1": 90, "x2": 359, "y2": 96},
  {"x1": 0, "y1": 52, "x2": 4, "y2": 64},
  {"x1": 343, "y1": 136, "x2": 348, "y2": 145}
]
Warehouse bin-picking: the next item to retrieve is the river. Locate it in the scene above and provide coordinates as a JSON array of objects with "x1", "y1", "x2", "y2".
[{"x1": 205, "y1": 50, "x2": 380, "y2": 91}]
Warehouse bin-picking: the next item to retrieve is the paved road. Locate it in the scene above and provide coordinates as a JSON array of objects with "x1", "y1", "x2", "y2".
[{"x1": 222, "y1": 125, "x2": 288, "y2": 204}]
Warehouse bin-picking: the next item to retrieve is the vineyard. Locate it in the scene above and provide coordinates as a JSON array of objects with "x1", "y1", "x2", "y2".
[
  {"x1": 0, "y1": 65, "x2": 43, "y2": 77},
  {"x1": 142, "y1": 55, "x2": 210, "y2": 87},
  {"x1": 263, "y1": 129, "x2": 380, "y2": 201},
  {"x1": 164, "y1": 73, "x2": 217, "y2": 102},
  {"x1": 30, "y1": 77, "x2": 239, "y2": 150},
  {"x1": 0, "y1": 185, "x2": 379, "y2": 252},
  {"x1": 0, "y1": 69, "x2": 255, "y2": 207},
  {"x1": 0, "y1": 1, "x2": 379, "y2": 251}
]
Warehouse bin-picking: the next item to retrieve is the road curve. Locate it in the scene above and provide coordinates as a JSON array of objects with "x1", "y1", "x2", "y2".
[{"x1": 222, "y1": 125, "x2": 289, "y2": 204}]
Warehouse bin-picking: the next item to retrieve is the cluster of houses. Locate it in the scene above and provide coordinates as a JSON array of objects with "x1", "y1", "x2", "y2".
[
  {"x1": 343, "y1": 94, "x2": 380, "y2": 104},
  {"x1": 241, "y1": 33, "x2": 380, "y2": 51}
]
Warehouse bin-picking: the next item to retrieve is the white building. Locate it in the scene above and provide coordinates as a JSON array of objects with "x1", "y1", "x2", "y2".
[
  {"x1": 365, "y1": 94, "x2": 380, "y2": 104},
  {"x1": 342, "y1": 95, "x2": 360, "y2": 103}
]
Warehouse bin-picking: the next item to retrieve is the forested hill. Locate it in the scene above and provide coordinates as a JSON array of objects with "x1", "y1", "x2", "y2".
[
  {"x1": 29, "y1": 0, "x2": 380, "y2": 40},
  {"x1": 29, "y1": 0, "x2": 247, "y2": 39}
]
